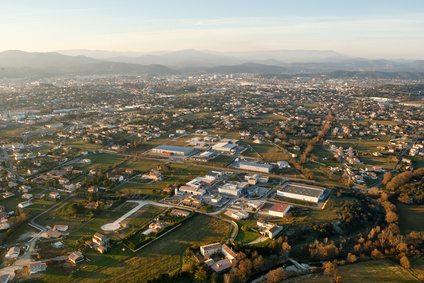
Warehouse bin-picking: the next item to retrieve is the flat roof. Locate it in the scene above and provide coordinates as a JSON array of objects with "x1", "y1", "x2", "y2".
[
  {"x1": 269, "y1": 203, "x2": 291, "y2": 213},
  {"x1": 154, "y1": 145, "x2": 194, "y2": 154},
  {"x1": 279, "y1": 182, "x2": 325, "y2": 198},
  {"x1": 239, "y1": 162, "x2": 274, "y2": 169}
]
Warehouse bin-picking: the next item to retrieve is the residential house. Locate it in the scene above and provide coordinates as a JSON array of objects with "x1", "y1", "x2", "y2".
[
  {"x1": 68, "y1": 251, "x2": 84, "y2": 264},
  {"x1": 30, "y1": 262, "x2": 47, "y2": 274},
  {"x1": 5, "y1": 246, "x2": 20, "y2": 258},
  {"x1": 93, "y1": 233, "x2": 109, "y2": 246}
]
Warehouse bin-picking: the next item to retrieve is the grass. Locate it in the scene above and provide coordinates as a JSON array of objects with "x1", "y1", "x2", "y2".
[
  {"x1": 68, "y1": 213, "x2": 232, "y2": 282},
  {"x1": 234, "y1": 221, "x2": 260, "y2": 243},
  {"x1": 397, "y1": 204, "x2": 424, "y2": 233},
  {"x1": 244, "y1": 141, "x2": 289, "y2": 162},
  {"x1": 410, "y1": 256, "x2": 424, "y2": 279},
  {"x1": 285, "y1": 259, "x2": 416, "y2": 283},
  {"x1": 81, "y1": 153, "x2": 126, "y2": 171}
]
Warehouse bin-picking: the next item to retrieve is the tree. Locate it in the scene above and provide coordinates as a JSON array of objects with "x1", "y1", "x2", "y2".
[
  {"x1": 382, "y1": 172, "x2": 393, "y2": 185},
  {"x1": 266, "y1": 267, "x2": 287, "y2": 283},
  {"x1": 253, "y1": 255, "x2": 264, "y2": 271},
  {"x1": 282, "y1": 242, "x2": 291, "y2": 257},
  {"x1": 347, "y1": 253, "x2": 357, "y2": 263},
  {"x1": 322, "y1": 261, "x2": 335, "y2": 277},
  {"x1": 194, "y1": 268, "x2": 207, "y2": 282},
  {"x1": 238, "y1": 258, "x2": 253, "y2": 279},
  {"x1": 400, "y1": 256, "x2": 410, "y2": 269}
]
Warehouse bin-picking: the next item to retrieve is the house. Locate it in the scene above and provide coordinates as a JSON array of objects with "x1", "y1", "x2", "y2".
[
  {"x1": 222, "y1": 244, "x2": 238, "y2": 263},
  {"x1": 22, "y1": 193, "x2": 33, "y2": 200},
  {"x1": 210, "y1": 258, "x2": 232, "y2": 273},
  {"x1": 170, "y1": 209, "x2": 190, "y2": 218},
  {"x1": 257, "y1": 219, "x2": 283, "y2": 239},
  {"x1": 85, "y1": 202, "x2": 100, "y2": 209},
  {"x1": 87, "y1": 186, "x2": 98, "y2": 193},
  {"x1": 45, "y1": 231, "x2": 61, "y2": 238},
  {"x1": 30, "y1": 262, "x2": 47, "y2": 274},
  {"x1": 53, "y1": 225, "x2": 68, "y2": 232},
  {"x1": 18, "y1": 201, "x2": 33, "y2": 209},
  {"x1": 110, "y1": 175, "x2": 124, "y2": 182},
  {"x1": 5, "y1": 246, "x2": 20, "y2": 258},
  {"x1": 49, "y1": 192, "x2": 60, "y2": 199},
  {"x1": 97, "y1": 245, "x2": 107, "y2": 254},
  {"x1": 68, "y1": 251, "x2": 84, "y2": 264},
  {"x1": 3, "y1": 192, "x2": 15, "y2": 199},
  {"x1": 93, "y1": 233, "x2": 109, "y2": 246},
  {"x1": 200, "y1": 243, "x2": 223, "y2": 257},
  {"x1": 149, "y1": 222, "x2": 167, "y2": 233},
  {"x1": 231, "y1": 210, "x2": 249, "y2": 220}
]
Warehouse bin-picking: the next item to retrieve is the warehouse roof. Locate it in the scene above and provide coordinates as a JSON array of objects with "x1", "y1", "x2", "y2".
[
  {"x1": 278, "y1": 182, "x2": 325, "y2": 198},
  {"x1": 154, "y1": 145, "x2": 194, "y2": 154}
]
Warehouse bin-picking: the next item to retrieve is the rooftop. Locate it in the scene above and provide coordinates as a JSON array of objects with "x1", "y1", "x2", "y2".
[{"x1": 278, "y1": 182, "x2": 325, "y2": 198}]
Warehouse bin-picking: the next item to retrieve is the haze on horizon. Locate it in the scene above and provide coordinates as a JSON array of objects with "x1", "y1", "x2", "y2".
[{"x1": 1, "y1": 0, "x2": 423, "y2": 60}]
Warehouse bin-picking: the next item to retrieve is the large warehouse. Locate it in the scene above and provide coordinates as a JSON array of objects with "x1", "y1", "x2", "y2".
[
  {"x1": 237, "y1": 162, "x2": 274, "y2": 173},
  {"x1": 277, "y1": 182, "x2": 326, "y2": 203},
  {"x1": 212, "y1": 142, "x2": 237, "y2": 153},
  {"x1": 152, "y1": 145, "x2": 195, "y2": 156}
]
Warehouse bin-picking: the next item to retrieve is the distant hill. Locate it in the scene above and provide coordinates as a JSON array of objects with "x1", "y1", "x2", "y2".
[
  {"x1": 0, "y1": 50, "x2": 176, "y2": 78},
  {"x1": 1, "y1": 49, "x2": 424, "y2": 78}
]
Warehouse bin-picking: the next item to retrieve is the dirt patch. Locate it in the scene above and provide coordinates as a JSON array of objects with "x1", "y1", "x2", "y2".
[
  {"x1": 17, "y1": 232, "x2": 38, "y2": 241},
  {"x1": 34, "y1": 241, "x2": 67, "y2": 260}
]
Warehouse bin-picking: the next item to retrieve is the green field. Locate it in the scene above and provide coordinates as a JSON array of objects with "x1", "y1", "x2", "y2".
[
  {"x1": 410, "y1": 256, "x2": 424, "y2": 279},
  {"x1": 235, "y1": 221, "x2": 260, "y2": 244},
  {"x1": 397, "y1": 204, "x2": 424, "y2": 233},
  {"x1": 81, "y1": 153, "x2": 126, "y2": 171},
  {"x1": 285, "y1": 259, "x2": 416, "y2": 283},
  {"x1": 66, "y1": 213, "x2": 232, "y2": 282}
]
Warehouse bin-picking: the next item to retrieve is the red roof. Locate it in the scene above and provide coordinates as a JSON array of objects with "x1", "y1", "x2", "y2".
[{"x1": 269, "y1": 203, "x2": 290, "y2": 213}]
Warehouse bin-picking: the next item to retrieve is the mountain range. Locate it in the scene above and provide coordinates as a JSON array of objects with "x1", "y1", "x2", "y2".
[{"x1": 0, "y1": 49, "x2": 424, "y2": 78}]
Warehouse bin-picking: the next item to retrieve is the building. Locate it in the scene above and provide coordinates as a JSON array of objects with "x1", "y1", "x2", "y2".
[
  {"x1": 231, "y1": 210, "x2": 249, "y2": 220},
  {"x1": 18, "y1": 201, "x2": 32, "y2": 208},
  {"x1": 257, "y1": 219, "x2": 283, "y2": 239},
  {"x1": 178, "y1": 185, "x2": 206, "y2": 196},
  {"x1": 45, "y1": 231, "x2": 61, "y2": 238},
  {"x1": 200, "y1": 243, "x2": 222, "y2": 257},
  {"x1": 268, "y1": 203, "x2": 291, "y2": 218},
  {"x1": 30, "y1": 262, "x2": 47, "y2": 274},
  {"x1": 212, "y1": 142, "x2": 237, "y2": 153},
  {"x1": 93, "y1": 233, "x2": 109, "y2": 246},
  {"x1": 68, "y1": 251, "x2": 84, "y2": 264},
  {"x1": 277, "y1": 182, "x2": 326, "y2": 203},
  {"x1": 5, "y1": 246, "x2": 20, "y2": 258},
  {"x1": 218, "y1": 182, "x2": 248, "y2": 196},
  {"x1": 210, "y1": 258, "x2": 232, "y2": 273},
  {"x1": 53, "y1": 225, "x2": 68, "y2": 232},
  {"x1": 170, "y1": 209, "x2": 190, "y2": 217},
  {"x1": 237, "y1": 162, "x2": 274, "y2": 173},
  {"x1": 222, "y1": 244, "x2": 238, "y2": 263},
  {"x1": 152, "y1": 145, "x2": 195, "y2": 156}
]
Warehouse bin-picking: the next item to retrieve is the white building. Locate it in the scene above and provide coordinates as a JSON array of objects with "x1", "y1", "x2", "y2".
[
  {"x1": 277, "y1": 182, "x2": 326, "y2": 203},
  {"x1": 152, "y1": 145, "x2": 195, "y2": 156},
  {"x1": 218, "y1": 182, "x2": 248, "y2": 196},
  {"x1": 238, "y1": 162, "x2": 273, "y2": 173},
  {"x1": 212, "y1": 142, "x2": 237, "y2": 153},
  {"x1": 268, "y1": 203, "x2": 291, "y2": 217},
  {"x1": 231, "y1": 210, "x2": 249, "y2": 220}
]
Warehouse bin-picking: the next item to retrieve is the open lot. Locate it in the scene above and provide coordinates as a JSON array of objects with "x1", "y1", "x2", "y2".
[
  {"x1": 284, "y1": 259, "x2": 417, "y2": 283},
  {"x1": 397, "y1": 204, "x2": 424, "y2": 233}
]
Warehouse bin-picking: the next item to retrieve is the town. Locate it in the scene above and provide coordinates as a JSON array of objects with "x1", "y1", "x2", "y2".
[{"x1": 0, "y1": 72, "x2": 423, "y2": 282}]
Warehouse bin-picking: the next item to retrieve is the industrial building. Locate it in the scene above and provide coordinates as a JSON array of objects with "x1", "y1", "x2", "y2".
[
  {"x1": 212, "y1": 142, "x2": 237, "y2": 153},
  {"x1": 218, "y1": 181, "x2": 248, "y2": 196},
  {"x1": 237, "y1": 162, "x2": 274, "y2": 173},
  {"x1": 152, "y1": 145, "x2": 195, "y2": 156},
  {"x1": 268, "y1": 203, "x2": 291, "y2": 217},
  {"x1": 277, "y1": 182, "x2": 326, "y2": 203}
]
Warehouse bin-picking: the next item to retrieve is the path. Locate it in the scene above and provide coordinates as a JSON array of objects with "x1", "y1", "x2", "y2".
[
  {"x1": 247, "y1": 236, "x2": 269, "y2": 245},
  {"x1": 101, "y1": 200, "x2": 169, "y2": 231}
]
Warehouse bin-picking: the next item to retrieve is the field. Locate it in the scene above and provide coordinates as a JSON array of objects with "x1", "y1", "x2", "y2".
[
  {"x1": 81, "y1": 153, "x2": 126, "y2": 171},
  {"x1": 410, "y1": 256, "x2": 424, "y2": 279},
  {"x1": 243, "y1": 141, "x2": 289, "y2": 162},
  {"x1": 285, "y1": 259, "x2": 417, "y2": 283},
  {"x1": 67, "y1": 214, "x2": 232, "y2": 282},
  {"x1": 397, "y1": 204, "x2": 424, "y2": 233}
]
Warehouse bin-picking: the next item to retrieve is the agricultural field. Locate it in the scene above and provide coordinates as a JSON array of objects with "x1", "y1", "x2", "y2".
[
  {"x1": 397, "y1": 204, "x2": 424, "y2": 233},
  {"x1": 284, "y1": 259, "x2": 416, "y2": 283},
  {"x1": 80, "y1": 153, "x2": 126, "y2": 171},
  {"x1": 62, "y1": 214, "x2": 232, "y2": 282},
  {"x1": 243, "y1": 141, "x2": 289, "y2": 162}
]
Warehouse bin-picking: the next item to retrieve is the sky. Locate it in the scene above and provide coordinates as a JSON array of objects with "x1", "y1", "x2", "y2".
[{"x1": 0, "y1": 0, "x2": 423, "y2": 59}]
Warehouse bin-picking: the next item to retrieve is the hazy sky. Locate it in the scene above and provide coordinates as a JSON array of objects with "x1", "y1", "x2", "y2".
[{"x1": 1, "y1": 0, "x2": 423, "y2": 59}]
